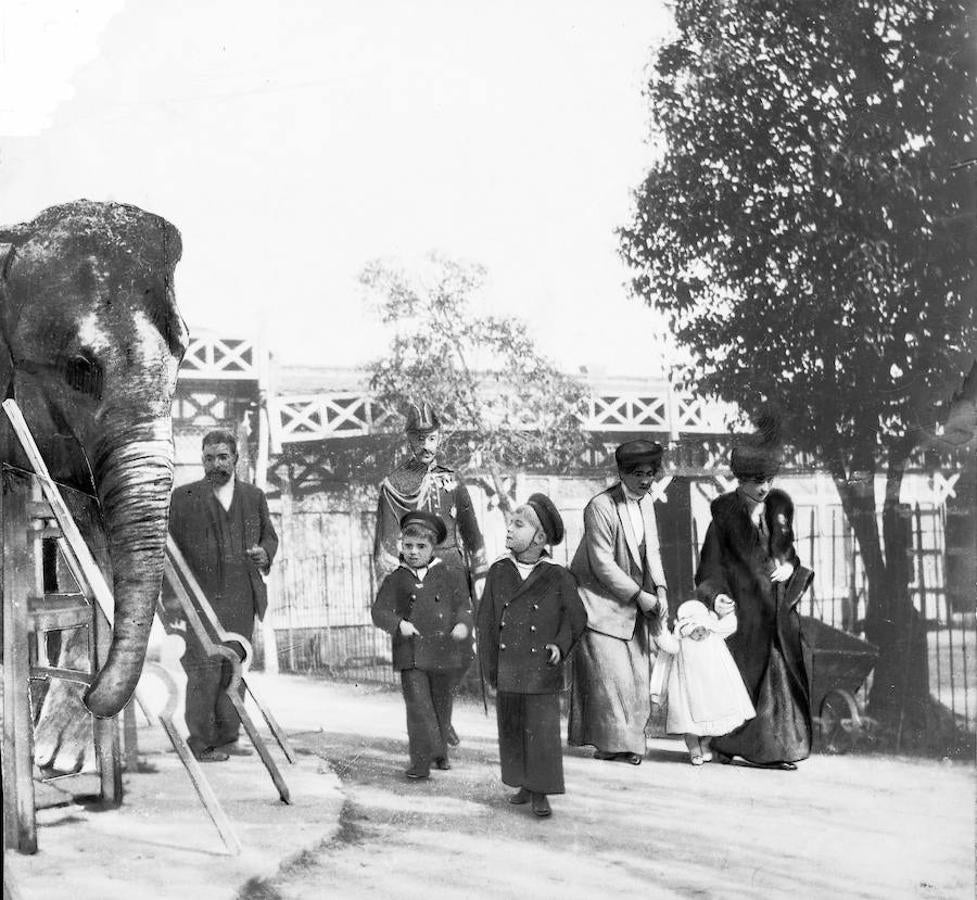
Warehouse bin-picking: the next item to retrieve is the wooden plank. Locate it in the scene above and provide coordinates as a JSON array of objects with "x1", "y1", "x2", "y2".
[
  {"x1": 2, "y1": 472, "x2": 38, "y2": 853},
  {"x1": 28, "y1": 667, "x2": 92, "y2": 685},
  {"x1": 163, "y1": 552, "x2": 291, "y2": 803},
  {"x1": 227, "y1": 692, "x2": 291, "y2": 803},
  {"x1": 244, "y1": 680, "x2": 297, "y2": 764},
  {"x1": 143, "y1": 662, "x2": 241, "y2": 855},
  {"x1": 158, "y1": 715, "x2": 242, "y2": 855},
  {"x1": 1, "y1": 401, "x2": 115, "y2": 627},
  {"x1": 122, "y1": 700, "x2": 139, "y2": 772},
  {"x1": 166, "y1": 537, "x2": 253, "y2": 668}
]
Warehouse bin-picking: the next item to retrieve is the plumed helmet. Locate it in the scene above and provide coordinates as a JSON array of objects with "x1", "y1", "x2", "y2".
[{"x1": 405, "y1": 402, "x2": 441, "y2": 434}]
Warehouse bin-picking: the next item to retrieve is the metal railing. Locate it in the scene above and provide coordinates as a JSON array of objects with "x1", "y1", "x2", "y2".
[{"x1": 267, "y1": 505, "x2": 975, "y2": 733}]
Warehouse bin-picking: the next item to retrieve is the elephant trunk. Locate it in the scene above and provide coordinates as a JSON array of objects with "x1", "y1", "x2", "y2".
[{"x1": 83, "y1": 415, "x2": 177, "y2": 719}]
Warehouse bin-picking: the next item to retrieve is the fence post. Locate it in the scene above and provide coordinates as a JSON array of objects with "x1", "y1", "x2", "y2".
[{"x1": 808, "y1": 507, "x2": 818, "y2": 618}]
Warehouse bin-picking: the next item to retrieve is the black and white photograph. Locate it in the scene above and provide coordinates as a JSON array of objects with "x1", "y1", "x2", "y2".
[{"x1": 1, "y1": 2, "x2": 974, "y2": 897}]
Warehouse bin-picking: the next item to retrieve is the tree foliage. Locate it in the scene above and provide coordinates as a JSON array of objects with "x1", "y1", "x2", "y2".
[
  {"x1": 620, "y1": 0, "x2": 976, "y2": 740},
  {"x1": 360, "y1": 254, "x2": 589, "y2": 508}
]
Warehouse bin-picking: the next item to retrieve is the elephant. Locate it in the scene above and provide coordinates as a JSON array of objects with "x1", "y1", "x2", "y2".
[{"x1": 0, "y1": 199, "x2": 188, "y2": 723}]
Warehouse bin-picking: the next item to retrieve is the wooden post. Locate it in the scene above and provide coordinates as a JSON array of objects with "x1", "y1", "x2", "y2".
[
  {"x1": 281, "y1": 469, "x2": 296, "y2": 674},
  {"x1": 122, "y1": 699, "x2": 139, "y2": 772},
  {"x1": 2, "y1": 470, "x2": 38, "y2": 853},
  {"x1": 808, "y1": 507, "x2": 818, "y2": 618},
  {"x1": 656, "y1": 476, "x2": 694, "y2": 617},
  {"x1": 256, "y1": 406, "x2": 279, "y2": 676},
  {"x1": 91, "y1": 603, "x2": 123, "y2": 806}
]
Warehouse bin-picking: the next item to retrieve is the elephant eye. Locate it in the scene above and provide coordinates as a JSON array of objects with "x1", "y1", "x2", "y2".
[{"x1": 63, "y1": 354, "x2": 103, "y2": 399}]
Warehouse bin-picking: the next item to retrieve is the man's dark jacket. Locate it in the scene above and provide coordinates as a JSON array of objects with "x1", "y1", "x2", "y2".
[{"x1": 168, "y1": 478, "x2": 279, "y2": 621}]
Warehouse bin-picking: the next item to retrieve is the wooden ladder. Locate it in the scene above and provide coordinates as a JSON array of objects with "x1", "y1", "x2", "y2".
[{"x1": 1, "y1": 399, "x2": 241, "y2": 856}]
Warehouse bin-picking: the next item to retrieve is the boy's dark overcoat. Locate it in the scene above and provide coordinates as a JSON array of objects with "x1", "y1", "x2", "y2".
[
  {"x1": 372, "y1": 560, "x2": 473, "y2": 672},
  {"x1": 477, "y1": 556, "x2": 588, "y2": 694}
]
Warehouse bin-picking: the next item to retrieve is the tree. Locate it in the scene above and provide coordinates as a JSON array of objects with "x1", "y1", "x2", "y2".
[
  {"x1": 360, "y1": 254, "x2": 590, "y2": 512},
  {"x1": 619, "y1": 0, "x2": 976, "y2": 742}
]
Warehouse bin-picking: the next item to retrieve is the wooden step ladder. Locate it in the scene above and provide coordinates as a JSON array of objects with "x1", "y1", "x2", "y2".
[{"x1": 1, "y1": 399, "x2": 241, "y2": 856}]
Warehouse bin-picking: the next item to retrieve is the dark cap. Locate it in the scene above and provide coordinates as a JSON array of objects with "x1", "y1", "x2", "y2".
[
  {"x1": 526, "y1": 492, "x2": 564, "y2": 546},
  {"x1": 399, "y1": 510, "x2": 448, "y2": 544},
  {"x1": 614, "y1": 440, "x2": 664, "y2": 472},
  {"x1": 405, "y1": 402, "x2": 441, "y2": 434}
]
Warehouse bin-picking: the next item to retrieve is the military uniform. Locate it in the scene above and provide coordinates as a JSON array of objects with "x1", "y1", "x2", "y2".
[{"x1": 374, "y1": 460, "x2": 488, "y2": 584}]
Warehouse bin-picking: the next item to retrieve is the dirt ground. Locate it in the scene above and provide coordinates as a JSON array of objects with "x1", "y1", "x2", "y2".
[{"x1": 239, "y1": 673, "x2": 975, "y2": 900}]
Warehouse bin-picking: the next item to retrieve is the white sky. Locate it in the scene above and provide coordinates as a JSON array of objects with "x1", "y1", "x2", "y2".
[{"x1": 0, "y1": 0, "x2": 674, "y2": 378}]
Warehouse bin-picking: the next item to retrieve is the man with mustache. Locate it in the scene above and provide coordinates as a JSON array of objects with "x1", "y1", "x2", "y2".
[
  {"x1": 168, "y1": 429, "x2": 279, "y2": 762},
  {"x1": 373, "y1": 403, "x2": 488, "y2": 745}
]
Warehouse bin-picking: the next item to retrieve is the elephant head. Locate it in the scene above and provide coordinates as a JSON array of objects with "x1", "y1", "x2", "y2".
[{"x1": 0, "y1": 199, "x2": 188, "y2": 718}]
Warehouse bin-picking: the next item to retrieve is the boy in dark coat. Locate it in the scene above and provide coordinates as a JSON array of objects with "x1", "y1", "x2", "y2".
[
  {"x1": 371, "y1": 511, "x2": 473, "y2": 780},
  {"x1": 477, "y1": 493, "x2": 588, "y2": 818}
]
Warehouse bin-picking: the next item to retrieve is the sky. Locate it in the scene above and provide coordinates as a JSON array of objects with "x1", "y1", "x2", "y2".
[{"x1": 0, "y1": 1, "x2": 675, "y2": 378}]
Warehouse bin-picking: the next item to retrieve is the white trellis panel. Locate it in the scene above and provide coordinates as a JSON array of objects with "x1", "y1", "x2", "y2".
[
  {"x1": 672, "y1": 395, "x2": 738, "y2": 434},
  {"x1": 179, "y1": 336, "x2": 259, "y2": 381},
  {"x1": 271, "y1": 393, "x2": 392, "y2": 443},
  {"x1": 583, "y1": 393, "x2": 671, "y2": 432},
  {"x1": 268, "y1": 387, "x2": 734, "y2": 445}
]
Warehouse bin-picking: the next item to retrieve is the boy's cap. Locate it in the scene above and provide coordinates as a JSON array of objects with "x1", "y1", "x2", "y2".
[
  {"x1": 399, "y1": 510, "x2": 447, "y2": 544},
  {"x1": 405, "y1": 402, "x2": 441, "y2": 434},
  {"x1": 615, "y1": 440, "x2": 663, "y2": 469},
  {"x1": 526, "y1": 493, "x2": 564, "y2": 545}
]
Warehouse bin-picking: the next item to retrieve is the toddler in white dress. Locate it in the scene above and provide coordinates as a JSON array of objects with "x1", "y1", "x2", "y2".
[{"x1": 651, "y1": 599, "x2": 755, "y2": 765}]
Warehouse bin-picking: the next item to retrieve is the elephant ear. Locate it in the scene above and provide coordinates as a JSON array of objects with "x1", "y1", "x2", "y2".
[{"x1": 0, "y1": 241, "x2": 16, "y2": 397}]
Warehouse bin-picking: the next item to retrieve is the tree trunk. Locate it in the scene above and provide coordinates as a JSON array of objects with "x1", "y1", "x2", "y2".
[{"x1": 831, "y1": 454, "x2": 930, "y2": 736}]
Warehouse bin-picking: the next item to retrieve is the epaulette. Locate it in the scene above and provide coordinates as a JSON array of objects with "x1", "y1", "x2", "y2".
[{"x1": 386, "y1": 464, "x2": 427, "y2": 495}]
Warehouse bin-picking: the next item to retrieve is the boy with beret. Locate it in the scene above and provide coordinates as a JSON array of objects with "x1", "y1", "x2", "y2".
[
  {"x1": 371, "y1": 510, "x2": 474, "y2": 780},
  {"x1": 476, "y1": 493, "x2": 588, "y2": 818}
]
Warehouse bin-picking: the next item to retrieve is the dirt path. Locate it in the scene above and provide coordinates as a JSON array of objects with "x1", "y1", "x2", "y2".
[{"x1": 240, "y1": 675, "x2": 974, "y2": 900}]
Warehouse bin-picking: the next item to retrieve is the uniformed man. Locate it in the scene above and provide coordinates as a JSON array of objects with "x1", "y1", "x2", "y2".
[{"x1": 373, "y1": 402, "x2": 489, "y2": 744}]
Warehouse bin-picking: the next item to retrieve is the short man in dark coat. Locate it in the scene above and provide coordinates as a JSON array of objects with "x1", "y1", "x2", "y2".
[
  {"x1": 477, "y1": 493, "x2": 588, "y2": 818},
  {"x1": 372, "y1": 511, "x2": 473, "y2": 779},
  {"x1": 168, "y1": 429, "x2": 279, "y2": 761}
]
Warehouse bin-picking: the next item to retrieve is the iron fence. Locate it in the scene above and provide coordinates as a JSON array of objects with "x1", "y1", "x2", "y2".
[
  {"x1": 267, "y1": 502, "x2": 975, "y2": 732},
  {"x1": 269, "y1": 552, "x2": 399, "y2": 686}
]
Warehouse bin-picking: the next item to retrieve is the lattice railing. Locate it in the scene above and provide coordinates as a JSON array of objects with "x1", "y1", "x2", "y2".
[
  {"x1": 584, "y1": 394, "x2": 670, "y2": 432},
  {"x1": 272, "y1": 393, "x2": 397, "y2": 443},
  {"x1": 179, "y1": 336, "x2": 258, "y2": 381},
  {"x1": 269, "y1": 387, "x2": 734, "y2": 445}
]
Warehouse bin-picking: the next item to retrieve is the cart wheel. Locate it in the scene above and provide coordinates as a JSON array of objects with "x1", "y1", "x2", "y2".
[{"x1": 819, "y1": 689, "x2": 861, "y2": 753}]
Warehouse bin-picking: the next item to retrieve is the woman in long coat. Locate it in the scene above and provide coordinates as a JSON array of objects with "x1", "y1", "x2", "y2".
[
  {"x1": 695, "y1": 436, "x2": 813, "y2": 769},
  {"x1": 568, "y1": 440, "x2": 668, "y2": 765}
]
